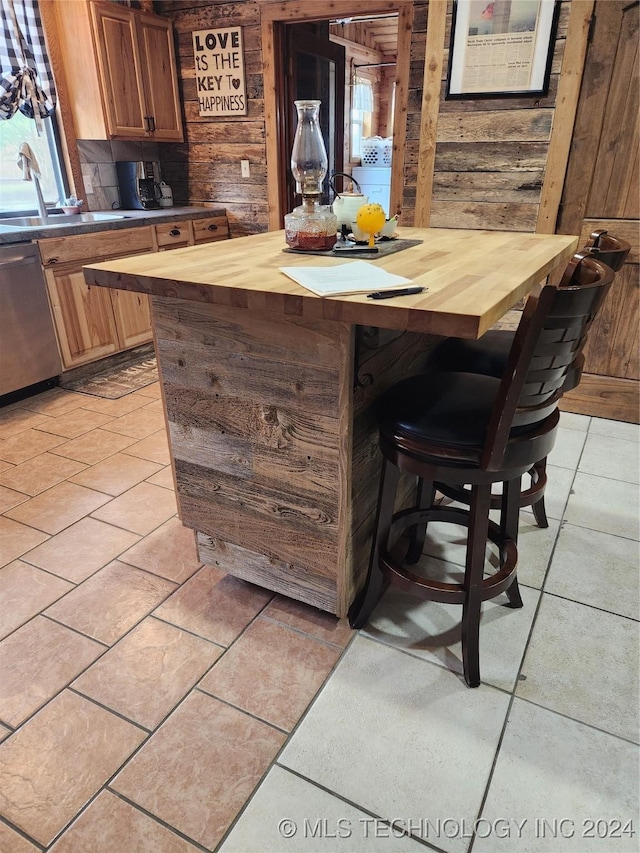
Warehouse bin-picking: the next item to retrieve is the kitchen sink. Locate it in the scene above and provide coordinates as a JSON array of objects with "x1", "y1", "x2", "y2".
[{"x1": 0, "y1": 212, "x2": 127, "y2": 230}]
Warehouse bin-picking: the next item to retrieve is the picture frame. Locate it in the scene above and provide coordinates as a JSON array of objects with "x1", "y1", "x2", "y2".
[{"x1": 446, "y1": 0, "x2": 560, "y2": 99}]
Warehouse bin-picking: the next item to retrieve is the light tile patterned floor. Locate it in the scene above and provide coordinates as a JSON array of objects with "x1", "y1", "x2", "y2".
[{"x1": 0, "y1": 385, "x2": 638, "y2": 852}]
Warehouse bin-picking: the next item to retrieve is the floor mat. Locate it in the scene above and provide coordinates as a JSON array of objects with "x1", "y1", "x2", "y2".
[{"x1": 60, "y1": 355, "x2": 158, "y2": 399}]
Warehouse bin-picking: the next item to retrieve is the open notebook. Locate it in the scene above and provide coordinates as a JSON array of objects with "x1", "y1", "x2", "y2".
[{"x1": 279, "y1": 260, "x2": 412, "y2": 297}]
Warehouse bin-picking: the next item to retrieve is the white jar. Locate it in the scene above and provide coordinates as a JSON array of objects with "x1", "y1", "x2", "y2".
[{"x1": 158, "y1": 181, "x2": 173, "y2": 207}]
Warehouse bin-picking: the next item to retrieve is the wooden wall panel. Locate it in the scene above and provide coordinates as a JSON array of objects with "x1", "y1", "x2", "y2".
[
  {"x1": 156, "y1": 0, "x2": 578, "y2": 239},
  {"x1": 405, "y1": 1, "x2": 573, "y2": 229}
]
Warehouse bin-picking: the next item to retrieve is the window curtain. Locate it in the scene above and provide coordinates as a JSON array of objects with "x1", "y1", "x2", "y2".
[
  {"x1": 0, "y1": 0, "x2": 56, "y2": 131},
  {"x1": 352, "y1": 76, "x2": 374, "y2": 112}
]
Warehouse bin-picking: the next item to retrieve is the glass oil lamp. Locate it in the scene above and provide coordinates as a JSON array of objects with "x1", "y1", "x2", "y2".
[{"x1": 284, "y1": 100, "x2": 337, "y2": 251}]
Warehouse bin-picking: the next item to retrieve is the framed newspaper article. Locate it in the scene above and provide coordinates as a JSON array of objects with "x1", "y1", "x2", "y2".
[{"x1": 446, "y1": 0, "x2": 560, "y2": 99}]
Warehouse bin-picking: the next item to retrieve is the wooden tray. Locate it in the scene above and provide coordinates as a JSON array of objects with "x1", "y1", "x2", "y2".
[{"x1": 282, "y1": 237, "x2": 423, "y2": 259}]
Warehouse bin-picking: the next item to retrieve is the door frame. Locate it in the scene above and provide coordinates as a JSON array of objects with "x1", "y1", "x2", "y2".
[
  {"x1": 260, "y1": 0, "x2": 414, "y2": 231},
  {"x1": 281, "y1": 24, "x2": 346, "y2": 215}
]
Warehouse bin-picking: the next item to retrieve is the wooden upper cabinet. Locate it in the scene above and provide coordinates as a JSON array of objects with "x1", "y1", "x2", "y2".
[
  {"x1": 91, "y1": 2, "x2": 148, "y2": 139},
  {"x1": 54, "y1": 0, "x2": 183, "y2": 142},
  {"x1": 137, "y1": 13, "x2": 183, "y2": 141}
]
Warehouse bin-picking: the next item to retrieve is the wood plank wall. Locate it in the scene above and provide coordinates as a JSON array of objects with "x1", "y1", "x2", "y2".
[
  {"x1": 405, "y1": 0, "x2": 570, "y2": 230},
  {"x1": 156, "y1": 0, "x2": 572, "y2": 236}
]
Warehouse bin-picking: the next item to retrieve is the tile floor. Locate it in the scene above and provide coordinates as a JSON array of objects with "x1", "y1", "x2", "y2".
[{"x1": 0, "y1": 386, "x2": 638, "y2": 852}]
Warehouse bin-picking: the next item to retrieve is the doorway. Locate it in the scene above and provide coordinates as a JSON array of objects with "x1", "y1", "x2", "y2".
[
  {"x1": 260, "y1": 1, "x2": 413, "y2": 230},
  {"x1": 280, "y1": 22, "x2": 346, "y2": 212}
]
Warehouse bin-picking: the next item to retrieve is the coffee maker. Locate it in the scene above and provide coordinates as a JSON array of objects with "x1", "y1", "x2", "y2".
[{"x1": 116, "y1": 161, "x2": 162, "y2": 210}]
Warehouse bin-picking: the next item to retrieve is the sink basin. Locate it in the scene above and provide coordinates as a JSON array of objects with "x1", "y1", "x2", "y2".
[{"x1": 0, "y1": 212, "x2": 126, "y2": 230}]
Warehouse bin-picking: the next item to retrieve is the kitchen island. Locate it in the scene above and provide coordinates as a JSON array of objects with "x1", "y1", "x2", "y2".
[{"x1": 84, "y1": 227, "x2": 577, "y2": 616}]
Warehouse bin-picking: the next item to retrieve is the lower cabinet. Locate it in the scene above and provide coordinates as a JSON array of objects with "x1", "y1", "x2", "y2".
[
  {"x1": 110, "y1": 287, "x2": 153, "y2": 350},
  {"x1": 38, "y1": 215, "x2": 229, "y2": 370},
  {"x1": 44, "y1": 264, "x2": 123, "y2": 367}
]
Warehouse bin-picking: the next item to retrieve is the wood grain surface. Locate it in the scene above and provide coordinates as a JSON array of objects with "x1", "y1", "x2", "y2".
[
  {"x1": 85, "y1": 227, "x2": 577, "y2": 339},
  {"x1": 152, "y1": 294, "x2": 435, "y2": 616}
]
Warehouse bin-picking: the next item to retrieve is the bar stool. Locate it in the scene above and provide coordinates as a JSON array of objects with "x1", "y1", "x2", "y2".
[
  {"x1": 425, "y1": 230, "x2": 631, "y2": 526},
  {"x1": 349, "y1": 253, "x2": 614, "y2": 687}
]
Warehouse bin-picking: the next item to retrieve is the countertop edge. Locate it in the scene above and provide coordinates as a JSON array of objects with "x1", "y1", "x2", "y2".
[{"x1": 0, "y1": 207, "x2": 226, "y2": 245}]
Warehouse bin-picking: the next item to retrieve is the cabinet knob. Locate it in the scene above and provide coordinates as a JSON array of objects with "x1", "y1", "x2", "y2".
[
  {"x1": 169, "y1": 228, "x2": 181, "y2": 237},
  {"x1": 207, "y1": 223, "x2": 218, "y2": 231}
]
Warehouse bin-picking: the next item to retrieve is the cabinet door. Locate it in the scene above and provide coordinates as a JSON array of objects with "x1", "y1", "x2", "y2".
[
  {"x1": 138, "y1": 14, "x2": 183, "y2": 141},
  {"x1": 111, "y1": 289, "x2": 153, "y2": 349},
  {"x1": 91, "y1": 2, "x2": 148, "y2": 138},
  {"x1": 45, "y1": 266, "x2": 120, "y2": 369}
]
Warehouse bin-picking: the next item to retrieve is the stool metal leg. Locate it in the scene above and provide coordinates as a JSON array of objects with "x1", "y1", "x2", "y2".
[{"x1": 348, "y1": 458, "x2": 400, "y2": 629}]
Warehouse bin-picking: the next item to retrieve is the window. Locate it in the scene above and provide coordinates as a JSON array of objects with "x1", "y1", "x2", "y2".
[
  {"x1": 350, "y1": 108, "x2": 372, "y2": 161},
  {"x1": 350, "y1": 76, "x2": 374, "y2": 161},
  {"x1": 0, "y1": 111, "x2": 66, "y2": 213},
  {"x1": 0, "y1": 0, "x2": 67, "y2": 215}
]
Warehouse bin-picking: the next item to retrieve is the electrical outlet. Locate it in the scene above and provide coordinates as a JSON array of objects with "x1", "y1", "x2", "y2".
[
  {"x1": 241, "y1": 160, "x2": 250, "y2": 178},
  {"x1": 83, "y1": 175, "x2": 93, "y2": 194}
]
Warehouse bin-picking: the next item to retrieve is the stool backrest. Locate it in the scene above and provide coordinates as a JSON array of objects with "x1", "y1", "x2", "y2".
[
  {"x1": 483, "y1": 252, "x2": 614, "y2": 469},
  {"x1": 583, "y1": 229, "x2": 631, "y2": 272}
]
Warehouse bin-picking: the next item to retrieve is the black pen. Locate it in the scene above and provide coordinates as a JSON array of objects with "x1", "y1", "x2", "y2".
[{"x1": 367, "y1": 286, "x2": 425, "y2": 300}]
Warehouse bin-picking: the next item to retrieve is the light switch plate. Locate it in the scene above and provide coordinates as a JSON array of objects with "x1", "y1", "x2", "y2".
[{"x1": 241, "y1": 160, "x2": 250, "y2": 178}]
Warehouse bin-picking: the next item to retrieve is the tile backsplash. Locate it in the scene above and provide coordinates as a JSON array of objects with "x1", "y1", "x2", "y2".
[{"x1": 77, "y1": 140, "x2": 161, "y2": 211}]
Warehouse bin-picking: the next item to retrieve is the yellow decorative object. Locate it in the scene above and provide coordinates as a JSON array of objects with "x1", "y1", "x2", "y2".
[{"x1": 356, "y1": 203, "x2": 386, "y2": 248}]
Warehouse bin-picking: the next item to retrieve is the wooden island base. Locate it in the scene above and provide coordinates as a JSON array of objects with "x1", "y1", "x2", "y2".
[{"x1": 152, "y1": 294, "x2": 433, "y2": 616}]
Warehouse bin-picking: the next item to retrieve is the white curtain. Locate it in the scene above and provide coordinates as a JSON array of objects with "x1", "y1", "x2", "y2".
[{"x1": 352, "y1": 76, "x2": 374, "y2": 112}]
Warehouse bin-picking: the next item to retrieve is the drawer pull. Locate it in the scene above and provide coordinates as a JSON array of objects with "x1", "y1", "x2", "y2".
[
  {"x1": 49, "y1": 257, "x2": 59, "y2": 265},
  {"x1": 169, "y1": 228, "x2": 181, "y2": 237},
  {"x1": 207, "y1": 223, "x2": 218, "y2": 231},
  {"x1": 149, "y1": 116, "x2": 156, "y2": 133}
]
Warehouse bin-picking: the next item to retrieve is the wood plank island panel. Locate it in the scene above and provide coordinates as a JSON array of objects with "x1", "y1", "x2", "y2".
[{"x1": 152, "y1": 296, "x2": 433, "y2": 615}]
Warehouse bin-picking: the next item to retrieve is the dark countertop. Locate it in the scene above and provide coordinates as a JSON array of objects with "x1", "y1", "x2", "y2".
[{"x1": 0, "y1": 206, "x2": 226, "y2": 245}]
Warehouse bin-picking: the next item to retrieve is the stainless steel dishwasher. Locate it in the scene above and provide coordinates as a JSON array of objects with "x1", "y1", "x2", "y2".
[{"x1": 0, "y1": 243, "x2": 62, "y2": 397}]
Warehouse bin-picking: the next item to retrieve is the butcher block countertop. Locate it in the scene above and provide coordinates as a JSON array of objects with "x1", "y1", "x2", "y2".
[{"x1": 84, "y1": 227, "x2": 579, "y2": 339}]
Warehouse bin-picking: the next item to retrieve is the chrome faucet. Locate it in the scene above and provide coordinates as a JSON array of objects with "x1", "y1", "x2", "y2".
[
  {"x1": 33, "y1": 172, "x2": 49, "y2": 223},
  {"x1": 17, "y1": 143, "x2": 49, "y2": 223}
]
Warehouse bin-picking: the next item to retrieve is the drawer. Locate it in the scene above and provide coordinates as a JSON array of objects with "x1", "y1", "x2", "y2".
[
  {"x1": 192, "y1": 215, "x2": 229, "y2": 243},
  {"x1": 155, "y1": 220, "x2": 193, "y2": 248},
  {"x1": 38, "y1": 226, "x2": 154, "y2": 266}
]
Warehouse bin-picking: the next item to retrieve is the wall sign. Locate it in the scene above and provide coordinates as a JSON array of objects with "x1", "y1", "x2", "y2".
[{"x1": 192, "y1": 27, "x2": 247, "y2": 116}]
